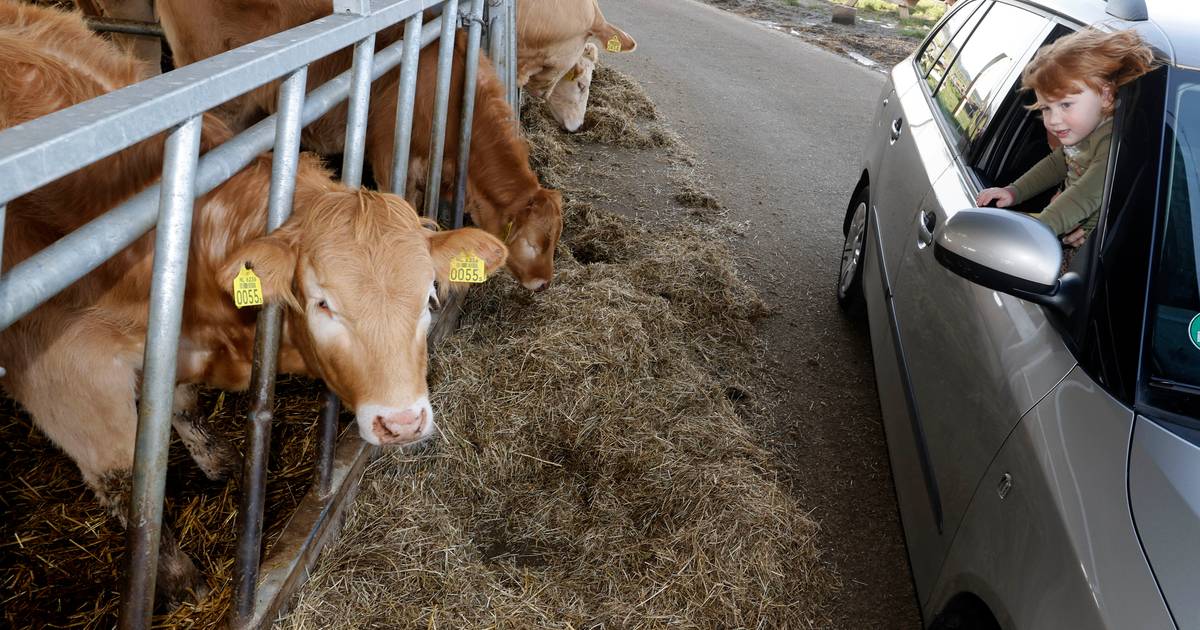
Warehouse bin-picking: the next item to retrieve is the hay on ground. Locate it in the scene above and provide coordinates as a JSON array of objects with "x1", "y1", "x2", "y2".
[{"x1": 279, "y1": 65, "x2": 838, "y2": 629}]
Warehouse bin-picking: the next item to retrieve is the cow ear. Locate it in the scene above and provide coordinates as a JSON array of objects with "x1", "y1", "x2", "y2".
[
  {"x1": 428, "y1": 227, "x2": 508, "y2": 293},
  {"x1": 219, "y1": 229, "x2": 300, "y2": 310},
  {"x1": 590, "y1": 22, "x2": 636, "y2": 53}
]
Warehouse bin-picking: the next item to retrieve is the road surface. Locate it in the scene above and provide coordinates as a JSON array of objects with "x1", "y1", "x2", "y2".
[{"x1": 599, "y1": 1, "x2": 922, "y2": 627}]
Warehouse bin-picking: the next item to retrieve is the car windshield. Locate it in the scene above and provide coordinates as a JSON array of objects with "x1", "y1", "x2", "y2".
[{"x1": 1146, "y1": 69, "x2": 1200, "y2": 395}]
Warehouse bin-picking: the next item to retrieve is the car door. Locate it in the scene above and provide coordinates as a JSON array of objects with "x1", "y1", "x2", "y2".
[
  {"x1": 886, "y1": 3, "x2": 1076, "y2": 599},
  {"x1": 870, "y1": 0, "x2": 987, "y2": 275}
]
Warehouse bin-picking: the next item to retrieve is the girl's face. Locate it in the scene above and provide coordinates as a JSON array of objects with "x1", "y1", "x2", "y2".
[{"x1": 1035, "y1": 82, "x2": 1114, "y2": 147}]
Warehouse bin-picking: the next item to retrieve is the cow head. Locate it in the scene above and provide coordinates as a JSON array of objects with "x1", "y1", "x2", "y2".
[
  {"x1": 221, "y1": 189, "x2": 506, "y2": 446},
  {"x1": 496, "y1": 188, "x2": 563, "y2": 292},
  {"x1": 547, "y1": 43, "x2": 598, "y2": 132}
]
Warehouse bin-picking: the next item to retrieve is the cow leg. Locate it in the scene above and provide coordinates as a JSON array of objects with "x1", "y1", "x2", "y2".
[
  {"x1": 171, "y1": 384, "x2": 240, "y2": 482},
  {"x1": 7, "y1": 321, "x2": 205, "y2": 608}
]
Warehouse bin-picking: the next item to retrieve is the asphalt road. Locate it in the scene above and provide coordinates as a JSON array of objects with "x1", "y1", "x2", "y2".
[{"x1": 598, "y1": 1, "x2": 923, "y2": 627}]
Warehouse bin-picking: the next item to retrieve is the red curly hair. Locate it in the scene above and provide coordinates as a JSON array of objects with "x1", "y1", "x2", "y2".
[{"x1": 1022, "y1": 28, "x2": 1157, "y2": 114}]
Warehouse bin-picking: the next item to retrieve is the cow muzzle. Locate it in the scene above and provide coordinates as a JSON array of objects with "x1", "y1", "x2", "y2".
[{"x1": 356, "y1": 399, "x2": 435, "y2": 446}]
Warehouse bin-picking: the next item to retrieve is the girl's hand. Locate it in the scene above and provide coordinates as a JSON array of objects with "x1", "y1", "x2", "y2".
[
  {"x1": 976, "y1": 186, "x2": 1017, "y2": 208},
  {"x1": 1062, "y1": 227, "x2": 1087, "y2": 248}
]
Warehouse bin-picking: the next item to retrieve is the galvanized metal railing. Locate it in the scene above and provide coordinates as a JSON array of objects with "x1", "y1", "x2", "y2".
[{"x1": 0, "y1": 0, "x2": 518, "y2": 627}]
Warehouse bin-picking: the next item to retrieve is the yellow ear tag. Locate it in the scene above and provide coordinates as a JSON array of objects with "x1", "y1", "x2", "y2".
[
  {"x1": 449, "y1": 252, "x2": 487, "y2": 284},
  {"x1": 232, "y1": 264, "x2": 264, "y2": 309},
  {"x1": 563, "y1": 67, "x2": 578, "y2": 82},
  {"x1": 501, "y1": 220, "x2": 514, "y2": 243},
  {"x1": 606, "y1": 34, "x2": 622, "y2": 53}
]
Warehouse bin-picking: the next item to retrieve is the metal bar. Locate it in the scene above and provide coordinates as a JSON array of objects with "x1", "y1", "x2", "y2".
[
  {"x1": 83, "y1": 16, "x2": 165, "y2": 38},
  {"x1": 508, "y1": 0, "x2": 518, "y2": 115},
  {"x1": 0, "y1": 204, "x2": 6, "y2": 273},
  {"x1": 0, "y1": 0, "x2": 437, "y2": 206},
  {"x1": 0, "y1": 17, "x2": 444, "y2": 333},
  {"x1": 341, "y1": 34, "x2": 378, "y2": 188},
  {"x1": 390, "y1": 12, "x2": 425, "y2": 195},
  {"x1": 422, "y1": 0, "x2": 461, "y2": 222},
  {"x1": 488, "y1": 1, "x2": 506, "y2": 97},
  {"x1": 230, "y1": 67, "x2": 309, "y2": 626},
  {"x1": 452, "y1": 0, "x2": 486, "y2": 228},
  {"x1": 117, "y1": 115, "x2": 203, "y2": 629},
  {"x1": 316, "y1": 390, "x2": 341, "y2": 496},
  {"x1": 242, "y1": 432, "x2": 374, "y2": 629}
]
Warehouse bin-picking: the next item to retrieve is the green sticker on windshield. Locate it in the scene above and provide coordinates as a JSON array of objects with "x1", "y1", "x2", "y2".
[{"x1": 1190, "y1": 313, "x2": 1200, "y2": 351}]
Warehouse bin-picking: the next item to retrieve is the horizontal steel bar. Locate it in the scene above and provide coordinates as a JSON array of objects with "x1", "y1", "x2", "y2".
[
  {"x1": 0, "y1": 18, "x2": 443, "y2": 331},
  {"x1": 0, "y1": 0, "x2": 442, "y2": 207},
  {"x1": 83, "y1": 16, "x2": 165, "y2": 38}
]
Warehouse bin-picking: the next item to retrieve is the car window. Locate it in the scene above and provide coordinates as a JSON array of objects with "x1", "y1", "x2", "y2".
[
  {"x1": 932, "y1": 2, "x2": 1047, "y2": 150},
  {"x1": 1146, "y1": 74, "x2": 1200, "y2": 402},
  {"x1": 921, "y1": 0, "x2": 988, "y2": 90},
  {"x1": 918, "y1": 0, "x2": 985, "y2": 81}
]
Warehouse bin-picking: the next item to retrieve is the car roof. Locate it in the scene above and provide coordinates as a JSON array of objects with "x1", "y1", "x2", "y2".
[{"x1": 1015, "y1": 0, "x2": 1199, "y2": 69}]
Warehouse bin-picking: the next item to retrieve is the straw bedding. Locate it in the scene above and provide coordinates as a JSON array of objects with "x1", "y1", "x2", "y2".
[{"x1": 0, "y1": 58, "x2": 838, "y2": 628}]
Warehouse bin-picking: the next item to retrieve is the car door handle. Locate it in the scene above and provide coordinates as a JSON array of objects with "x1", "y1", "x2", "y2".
[
  {"x1": 890, "y1": 117, "x2": 903, "y2": 143},
  {"x1": 917, "y1": 210, "x2": 936, "y2": 247}
]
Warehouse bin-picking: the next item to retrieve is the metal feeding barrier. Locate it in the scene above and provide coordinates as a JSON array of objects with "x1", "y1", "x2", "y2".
[{"x1": 0, "y1": 0, "x2": 519, "y2": 627}]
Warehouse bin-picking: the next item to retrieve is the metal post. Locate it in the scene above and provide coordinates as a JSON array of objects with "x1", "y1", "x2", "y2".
[
  {"x1": 316, "y1": 389, "x2": 341, "y2": 496},
  {"x1": 507, "y1": 0, "x2": 519, "y2": 115},
  {"x1": 0, "y1": 204, "x2": 6, "y2": 273},
  {"x1": 488, "y1": 1, "x2": 506, "y2": 97},
  {"x1": 117, "y1": 115, "x2": 203, "y2": 629},
  {"x1": 342, "y1": 34, "x2": 376, "y2": 188},
  {"x1": 423, "y1": 0, "x2": 460, "y2": 222},
  {"x1": 390, "y1": 12, "x2": 425, "y2": 196},
  {"x1": 231, "y1": 67, "x2": 308, "y2": 627},
  {"x1": 452, "y1": 0, "x2": 486, "y2": 228}
]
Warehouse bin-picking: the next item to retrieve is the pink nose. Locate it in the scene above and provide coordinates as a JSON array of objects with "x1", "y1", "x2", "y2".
[{"x1": 372, "y1": 407, "x2": 428, "y2": 444}]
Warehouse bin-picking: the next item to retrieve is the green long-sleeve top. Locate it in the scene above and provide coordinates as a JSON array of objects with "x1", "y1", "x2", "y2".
[{"x1": 1008, "y1": 118, "x2": 1113, "y2": 236}]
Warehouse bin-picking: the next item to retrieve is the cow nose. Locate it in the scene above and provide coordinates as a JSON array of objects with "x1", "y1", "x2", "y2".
[
  {"x1": 358, "y1": 400, "x2": 435, "y2": 446},
  {"x1": 523, "y1": 278, "x2": 549, "y2": 292}
]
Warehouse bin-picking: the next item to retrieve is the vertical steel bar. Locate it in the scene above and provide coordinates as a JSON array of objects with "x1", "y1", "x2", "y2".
[
  {"x1": 452, "y1": 0, "x2": 486, "y2": 228},
  {"x1": 341, "y1": 33, "x2": 377, "y2": 188},
  {"x1": 0, "y1": 203, "x2": 6, "y2": 273},
  {"x1": 117, "y1": 115, "x2": 203, "y2": 630},
  {"x1": 230, "y1": 67, "x2": 308, "y2": 627},
  {"x1": 316, "y1": 389, "x2": 341, "y2": 496},
  {"x1": 390, "y1": 12, "x2": 425, "y2": 196},
  {"x1": 507, "y1": 0, "x2": 518, "y2": 115},
  {"x1": 488, "y1": 0, "x2": 506, "y2": 97},
  {"x1": 423, "y1": 0, "x2": 460, "y2": 222}
]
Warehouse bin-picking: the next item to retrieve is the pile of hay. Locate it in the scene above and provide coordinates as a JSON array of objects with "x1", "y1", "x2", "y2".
[{"x1": 279, "y1": 66, "x2": 837, "y2": 628}]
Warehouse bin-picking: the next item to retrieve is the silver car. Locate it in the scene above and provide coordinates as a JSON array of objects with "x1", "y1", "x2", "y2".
[{"x1": 837, "y1": 0, "x2": 1199, "y2": 628}]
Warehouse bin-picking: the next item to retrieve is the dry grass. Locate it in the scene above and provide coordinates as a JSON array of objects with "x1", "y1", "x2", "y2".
[
  {"x1": 278, "y1": 67, "x2": 838, "y2": 628},
  {"x1": 0, "y1": 58, "x2": 838, "y2": 629}
]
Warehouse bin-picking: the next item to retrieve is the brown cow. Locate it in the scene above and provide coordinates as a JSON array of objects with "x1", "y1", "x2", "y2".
[
  {"x1": 0, "y1": 0, "x2": 505, "y2": 605},
  {"x1": 157, "y1": 0, "x2": 563, "y2": 291},
  {"x1": 517, "y1": 0, "x2": 635, "y2": 99}
]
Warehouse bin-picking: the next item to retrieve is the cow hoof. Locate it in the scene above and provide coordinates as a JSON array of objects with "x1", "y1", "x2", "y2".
[{"x1": 155, "y1": 546, "x2": 208, "y2": 610}]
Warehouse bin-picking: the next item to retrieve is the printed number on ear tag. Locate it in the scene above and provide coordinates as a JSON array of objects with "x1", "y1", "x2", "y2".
[
  {"x1": 449, "y1": 252, "x2": 487, "y2": 284},
  {"x1": 233, "y1": 264, "x2": 264, "y2": 308},
  {"x1": 606, "y1": 35, "x2": 622, "y2": 53}
]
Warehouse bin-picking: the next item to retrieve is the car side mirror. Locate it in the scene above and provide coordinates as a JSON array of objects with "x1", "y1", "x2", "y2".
[{"x1": 934, "y1": 207, "x2": 1083, "y2": 317}]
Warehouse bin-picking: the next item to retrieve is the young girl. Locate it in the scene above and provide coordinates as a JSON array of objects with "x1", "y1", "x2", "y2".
[{"x1": 976, "y1": 28, "x2": 1156, "y2": 245}]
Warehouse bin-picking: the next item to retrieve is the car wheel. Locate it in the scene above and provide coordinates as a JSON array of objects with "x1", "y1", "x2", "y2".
[{"x1": 837, "y1": 188, "x2": 869, "y2": 316}]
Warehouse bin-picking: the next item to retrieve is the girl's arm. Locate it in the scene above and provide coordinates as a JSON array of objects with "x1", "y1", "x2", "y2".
[
  {"x1": 1030, "y1": 134, "x2": 1113, "y2": 235},
  {"x1": 1009, "y1": 147, "x2": 1067, "y2": 203}
]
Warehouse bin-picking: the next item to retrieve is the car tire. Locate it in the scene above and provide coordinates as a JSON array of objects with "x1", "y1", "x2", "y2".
[{"x1": 837, "y1": 188, "x2": 870, "y2": 318}]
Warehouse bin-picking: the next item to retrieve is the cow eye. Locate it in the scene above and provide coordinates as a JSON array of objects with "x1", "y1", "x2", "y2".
[{"x1": 316, "y1": 298, "x2": 332, "y2": 314}]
